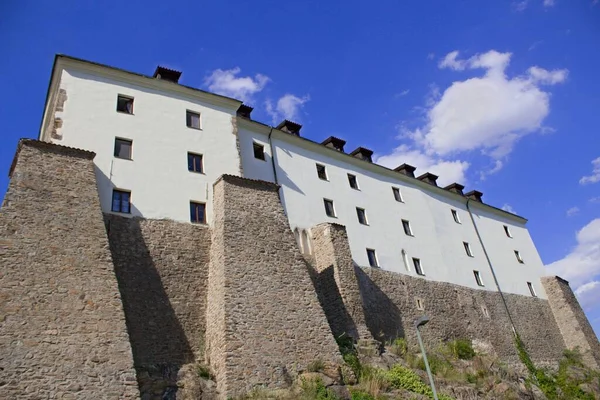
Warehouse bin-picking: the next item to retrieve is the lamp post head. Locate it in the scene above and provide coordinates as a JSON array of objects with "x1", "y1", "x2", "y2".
[{"x1": 415, "y1": 315, "x2": 430, "y2": 328}]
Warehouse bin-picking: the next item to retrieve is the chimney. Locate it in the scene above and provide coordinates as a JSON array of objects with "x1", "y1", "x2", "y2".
[
  {"x1": 276, "y1": 120, "x2": 302, "y2": 136},
  {"x1": 153, "y1": 66, "x2": 182, "y2": 83},
  {"x1": 350, "y1": 147, "x2": 373, "y2": 163},
  {"x1": 237, "y1": 104, "x2": 253, "y2": 119},
  {"x1": 394, "y1": 163, "x2": 416, "y2": 178},
  {"x1": 417, "y1": 172, "x2": 439, "y2": 186},
  {"x1": 321, "y1": 136, "x2": 346, "y2": 152},
  {"x1": 465, "y1": 190, "x2": 484, "y2": 202},
  {"x1": 444, "y1": 182, "x2": 465, "y2": 195}
]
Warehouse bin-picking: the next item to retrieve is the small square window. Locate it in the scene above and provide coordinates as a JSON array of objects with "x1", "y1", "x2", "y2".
[
  {"x1": 348, "y1": 174, "x2": 359, "y2": 189},
  {"x1": 367, "y1": 248, "x2": 379, "y2": 267},
  {"x1": 324, "y1": 199, "x2": 336, "y2": 218},
  {"x1": 415, "y1": 297, "x2": 424, "y2": 311},
  {"x1": 253, "y1": 142, "x2": 265, "y2": 160},
  {"x1": 504, "y1": 225, "x2": 512, "y2": 238},
  {"x1": 413, "y1": 258, "x2": 424, "y2": 276},
  {"x1": 464, "y1": 242, "x2": 474, "y2": 257},
  {"x1": 114, "y1": 138, "x2": 132, "y2": 160},
  {"x1": 392, "y1": 187, "x2": 403, "y2": 202},
  {"x1": 402, "y1": 219, "x2": 413, "y2": 236},
  {"x1": 481, "y1": 305, "x2": 490, "y2": 318},
  {"x1": 116, "y1": 95, "x2": 134, "y2": 114},
  {"x1": 474, "y1": 270, "x2": 484, "y2": 286},
  {"x1": 527, "y1": 282, "x2": 537, "y2": 297},
  {"x1": 186, "y1": 110, "x2": 201, "y2": 129},
  {"x1": 316, "y1": 164, "x2": 328, "y2": 180},
  {"x1": 451, "y1": 209, "x2": 461, "y2": 224},
  {"x1": 356, "y1": 207, "x2": 368, "y2": 225},
  {"x1": 187, "y1": 152, "x2": 203, "y2": 173},
  {"x1": 111, "y1": 189, "x2": 131, "y2": 214},
  {"x1": 515, "y1": 250, "x2": 524, "y2": 264},
  {"x1": 190, "y1": 202, "x2": 206, "y2": 224}
]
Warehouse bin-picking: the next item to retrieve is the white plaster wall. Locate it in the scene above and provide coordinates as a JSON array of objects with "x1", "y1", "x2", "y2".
[
  {"x1": 49, "y1": 67, "x2": 241, "y2": 224},
  {"x1": 237, "y1": 129, "x2": 548, "y2": 298},
  {"x1": 238, "y1": 125, "x2": 275, "y2": 183}
]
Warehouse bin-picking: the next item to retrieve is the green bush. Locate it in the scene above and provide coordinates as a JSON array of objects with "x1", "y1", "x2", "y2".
[
  {"x1": 386, "y1": 364, "x2": 454, "y2": 400},
  {"x1": 307, "y1": 359, "x2": 325, "y2": 372},
  {"x1": 448, "y1": 339, "x2": 475, "y2": 360},
  {"x1": 344, "y1": 352, "x2": 362, "y2": 379},
  {"x1": 350, "y1": 389, "x2": 376, "y2": 400},
  {"x1": 300, "y1": 378, "x2": 340, "y2": 400},
  {"x1": 196, "y1": 364, "x2": 211, "y2": 379},
  {"x1": 416, "y1": 353, "x2": 453, "y2": 376},
  {"x1": 389, "y1": 337, "x2": 408, "y2": 357}
]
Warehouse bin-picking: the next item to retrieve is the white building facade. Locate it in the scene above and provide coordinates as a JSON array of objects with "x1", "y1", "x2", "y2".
[{"x1": 39, "y1": 55, "x2": 548, "y2": 299}]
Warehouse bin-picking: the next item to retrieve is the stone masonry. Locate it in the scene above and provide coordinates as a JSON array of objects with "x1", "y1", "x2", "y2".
[
  {"x1": 542, "y1": 276, "x2": 600, "y2": 369},
  {"x1": 104, "y1": 215, "x2": 211, "y2": 397},
  {"x1": 310, "y1": 223, "x2": 372, "y2": 342},
  {"x1": 0, "y1": 140, "x2": 139, "y2": 399},
  {"x1": 206, "y1": 175, "x2": 343, "y2": 398}
]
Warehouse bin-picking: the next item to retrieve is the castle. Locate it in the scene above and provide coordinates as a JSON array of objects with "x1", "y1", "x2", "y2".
[{"x1": 0, "y1": 54, "x2": 598, "y2": 399}]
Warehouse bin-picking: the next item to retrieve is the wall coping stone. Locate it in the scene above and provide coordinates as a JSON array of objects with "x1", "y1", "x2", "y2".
[{"x1": 213, "y1": 173, "x2": 281, "y2": 191}]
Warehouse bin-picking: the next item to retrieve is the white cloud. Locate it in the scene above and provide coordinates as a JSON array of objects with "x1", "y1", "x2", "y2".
[
  {"x1": 438, "y1": 51, "x2": 466, "y2": 70},
  {"x1": 374, "y1": 145, "x2": 469, "y2": 186},
  {"x1": 427, "y1": 53, "x2": 435, "y2": 60},
  {"x1": 502, "y1": 204, "x2": 517, "y2": 214},
  {"x1": 589, "y1": 197, "x2": 600, "y2": 204},
  {"x1": 513, "y1": 0, "x2": 529, "y2": 11},
  {"x1": 575, "y1": 281, "x2": 600, "y2": 309},
  {"x1": 395, "y1": 89, "x2": 410, "y2": 98},
  {"x1": 543, "y1": 0, "x2": 556, "y2": 6},
  {"x1": 265, "y1": 94, "x2": 310, "y2": 123},
  {"x1": 527, "y1": 66, "x2": 568, "y2": 85},
  {"x1": 567, "y1": 206, "x2": 580, "y2": 216},
  {"x1": 579, "y1": 157, "x2": 600, "y2": 185},
  {"x1": 546, "y1": 218, "x2": 600, "y2": 292},
  {"x1": 204, "y1": 67, "x2": 269, "y2": 103}
]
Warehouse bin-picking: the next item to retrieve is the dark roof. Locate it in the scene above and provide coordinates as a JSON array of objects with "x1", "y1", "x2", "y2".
[
  {"x1": 153, "y1": 66, "x2": 182, "y2": 83},
  {"x1": 394, "y1": 163, "x2": 416, "y2": 173},
  {"x1": 276, "y1": 120, "x2": 302, "y2": 134},
  {"x1": 349, "y1": 147, "x2": 374, "y2": 157},
  {"x1": 321, "y1": 136, "x2": 346, "y2": 148}
]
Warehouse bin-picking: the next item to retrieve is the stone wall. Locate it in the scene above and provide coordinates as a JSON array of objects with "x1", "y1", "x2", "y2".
[
  {"x1": 542, "y1": 276, "x2": 600, "y2": 369},
  {"x1": 0, "y1": 140, "x2": 139, "y2": 399},
  {"x1": 206, "y1": 175, "x2": 343, "y2": 398},
  {"x1": 356, "y1": 266, "x2": 566, "y2": 366},
  {"x1": 104, "y1": 214, "x2": 211, "y2": 397},
  {"x1": 310, "y1": 223, "x2": 372, "y2": 341}
]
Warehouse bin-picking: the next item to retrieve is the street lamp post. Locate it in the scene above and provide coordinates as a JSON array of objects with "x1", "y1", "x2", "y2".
[{"x1": 415, "y1": 315, "x2": 439, "y2": 400}]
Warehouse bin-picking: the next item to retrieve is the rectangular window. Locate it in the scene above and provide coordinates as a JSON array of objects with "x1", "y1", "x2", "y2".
[
  {"x1": 190, "y1": 202, "x2": 206, "y2": 224},
  {"x1": 416, "y1": 298, "x2": 424, "y2": 311},
  {"x1": 356, "y1": 207, "x2": 368, "y2": 225},
  {"x1": 324, "y1": 199, "x2": 336, "y2": 217},
  {"x1": 187, "y1": 152, "x2": 203, "y2": 173},
  {"x1": 452, "y1": 209, "x2": 461, "y2": 224},
  {"x1": 515, "y1": 250, "x2": 524, "y2": 264},
  {"x1": 402, "y1": 219, "x2": 413, "y2": 236},
  {"x1": 474, "y1": 270, "x2": 484, "y2": 286},
  {"x1": 464, "y1": 242, "x2": 474, "y2": 257},
  {"x1": 481, "y1": 306, "x2": 490, "y2": 318},
  {"x1": 316, "y1": 164, "x2": 328, "y2": 180},
  {"x1": 413, "y1": 258, "x2": 424, "y2": 276},
  {"x1": 111, "y1": 189, "x2": 131, "y2": 213},
  {"x1": 116, "y1": 95, "x2": 134, "y2": 114},
  {"x1": 186, "y1": 110, "x2": 201, "y2": 129},
  {"x1": 527, "y1": 282, "x2": 537, "y2": 297},
  {"x1": 367, "y1": 248, "x2": 378, "y2": 267},
  {"x1": 392, "y1": 187, "x2": 403, "y2": 202},
  {"x1": 504, "y1": 225, "x2": 512, "y2": 238},
  {"x1": 114, "y1": 138, "x2": 132, "y2": 160},
  {"x1": 348, "y1": 174, "x2": 359, "y2": 189},
  {"x1": 253, "y1": 142, "x2": 265, "y2": 160}
]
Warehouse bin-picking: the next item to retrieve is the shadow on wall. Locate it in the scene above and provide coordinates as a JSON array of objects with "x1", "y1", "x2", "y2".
[
  {"x1": 95, "y1": 165, "x2": 146, "y2": 218},
  {"x1": 306, "y1": 261, "x2": 361, "y2": 341},
  {"x1": 354, "y1": 266, "x2": 406, "y2": 343},
  {"x1": 104, "y1": 215, "x2": 193, "y2": 394}
]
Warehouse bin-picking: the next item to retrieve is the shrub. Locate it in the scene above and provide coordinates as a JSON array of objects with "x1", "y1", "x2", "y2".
[
  {"x1": 358, "y1": 366, "x2": 390, "y2": 397},
  {"x1": 350, "y1": 389, "x2": 376, "y2": 400},
  {"x1": 196, "y1": 364, "x2": 211, "y2": 379},
  {"x1": 386, "y1": 364, "x2": 454, "y2": 400},
  {"x1": 416, "y1": 353, "x2": 453, "y2": 376},
  {"x1": 307, "y1": 359, "x2": 325, "y2": 372},
  {"x1": 448, "y1": 339, "x2": 475, "y2": 360},
  {"x1": 299, "y1": 378, "x2": 339, "y2": 400},
  {"x1": 389, "y1": 337, "x2": 408, "y2": 357}
]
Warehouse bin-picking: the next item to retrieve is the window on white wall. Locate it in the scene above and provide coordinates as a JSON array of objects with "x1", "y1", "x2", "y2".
[
  {"x1": 116, "y1": 95, "x2": 134, "y2": 114},
  {"x1": 514, "y1": 250, "x2": 524, "y2": 264},
  {"x1": 473, "y1": 270, "x2": 484, "y2": 286},
  {"x1": 366, "y1": 248, "x2": 379, "y2": 267},
  {"x1": 186, "y1": 110, "x2": 201, "y2": 129},
  {"x1": 356, "y1": 207, "x2": 368, "y2": 225},
  {"x1": 527, "y1": 282, "x2": 537, "y2": 297},
  {"x1": 401, "y1": 249, "x2": 410, "y2": 272},
  {"x1": 413, "y1": 258, "x2": 424, "y2": 276},
  {"x1": 402, "y1": 219, "x2": 413, "y2": 236},
  {"x1": 392, "y1": 187, "x2": 403, "y2": 202},
  {"x1": 114, "y1": 138, "x2": 132, "y2": 160},
  {"x1": 253, "y1": 142, "x2": 265, "y2": 160},
  {"x1": 187, "y1": 152, "x2": 203, "y2": 173},
  {"x1": 316, "y1": 164, "x2": 328, "y2": 180},
  {"x1": 323, "y1": 199, "x2": 336, "y2": 218},
  {"x1": 504, "y1": 225, "x2": 513, "y2": 238},
  {"x1": 451, "y1": 209, "x2": 461, "y2": 224},
  {"x1": 463, "y1": 242, "x2": 474, "y2": 257},
  {"x1": 112, "y1": 189, "x2": 131, "y2": 214},
  {"x1": 348, "y1": 174, "x2": 359, "y2": 189}
]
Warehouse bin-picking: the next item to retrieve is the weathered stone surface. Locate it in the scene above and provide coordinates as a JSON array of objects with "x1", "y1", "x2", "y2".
[
  {"x1": 0, "y1": 140, "x2": 139, "y2": 399},
  {"x1": 206, "y1": 175, "x2": 343, "y2": 398},
  {"x1": 542, "y1": 276, "x2": 600, "y2": 369},
  {"x1": 105, "y1": 214, "x2": 211, "y2": 398}
]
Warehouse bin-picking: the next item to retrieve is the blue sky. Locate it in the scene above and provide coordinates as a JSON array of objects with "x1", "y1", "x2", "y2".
[{"x1": 1, "y1": 1, "x2": 599, "y2": 335}]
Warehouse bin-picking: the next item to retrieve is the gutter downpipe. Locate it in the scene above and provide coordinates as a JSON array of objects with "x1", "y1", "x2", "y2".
[{"x1": 466, "y1": 198, "x2": 518, "y2": 337}]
